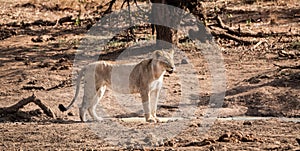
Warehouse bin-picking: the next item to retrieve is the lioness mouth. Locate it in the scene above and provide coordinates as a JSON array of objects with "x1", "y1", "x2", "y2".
[{"x1": 167, "y1": 69, "x2": 174, "y2": 74}]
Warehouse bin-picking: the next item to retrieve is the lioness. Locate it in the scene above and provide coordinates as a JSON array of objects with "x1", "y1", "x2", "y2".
[{"x1": 59, "y1": 50, "x2": 175, "y2": 123}]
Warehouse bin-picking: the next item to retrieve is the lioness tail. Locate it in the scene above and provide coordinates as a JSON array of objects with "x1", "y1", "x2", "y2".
[{"x1": 58, "y1": 67, "x2": 86, "y2": 112}]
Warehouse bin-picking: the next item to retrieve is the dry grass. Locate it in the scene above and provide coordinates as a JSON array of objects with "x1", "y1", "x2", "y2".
[
  {"x1": 26, "y1": 0, "x2": 125, "y2": 11},
  {"x1": 241, "y1": 0, "x2": 300, "y2": 5}
]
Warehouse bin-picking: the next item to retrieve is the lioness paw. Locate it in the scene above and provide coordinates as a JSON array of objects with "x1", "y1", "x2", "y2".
[
  {"x1": 146, "y1": 117, "x2": 158, "y2": 123},
  {"x1": 154, "y1": 117, "x2": 161, "y2": 123}
]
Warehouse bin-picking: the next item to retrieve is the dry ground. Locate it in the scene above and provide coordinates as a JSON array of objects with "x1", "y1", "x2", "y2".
[{"x1": 0, "y1": 0, "x2": 299, "y2": 150}]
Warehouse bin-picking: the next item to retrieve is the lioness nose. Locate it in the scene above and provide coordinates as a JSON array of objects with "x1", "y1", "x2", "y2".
[{"x1": 171, "y1": 66, "x2": 176, "y2": 72}]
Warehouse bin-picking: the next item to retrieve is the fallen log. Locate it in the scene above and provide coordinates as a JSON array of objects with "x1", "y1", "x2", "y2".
[{"x1": 0, "y1": 94, "x2": 56, "y2": 119}]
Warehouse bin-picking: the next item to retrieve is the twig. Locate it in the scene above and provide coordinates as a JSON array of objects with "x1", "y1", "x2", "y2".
[
  {"x1": 159, "y1": 105, "x2": 179, "y2": 109},
  {"x1": 120, "y1": 0, "x2": 127, "y2": 8},
  {"x1": 252, "y1": 39, "x2": 266, "y2": 50},
  {"x1": 121, "y1": 0, "x2": 135, "y2": 41}
]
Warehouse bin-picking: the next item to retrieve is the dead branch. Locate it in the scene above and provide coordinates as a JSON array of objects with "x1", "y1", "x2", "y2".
[
  {"x1": 210, "y1": 29, "x2": 257, "y2": 45},
  {"x1": 0, "y1": 94, "x2": 56, "y2": 118},
  {"x1": 210, "y1": 15, "x2": 300, "y2": 38},
  {"x1": 119, "y1": 0, "x2": 135, "y2": 41},
  {"x1": 277, "y1": 50, "x2": 299, "y2": 59},
  {"x1": 159, "y1": 105, "x2": 179, "y2": 109},
  {"x1": 56, "y1": 16, "x2": 73, "y2": 26},
  {"x1": 212, "y1": 15, "x2": 262, "y2": 38},
  {"x1": 207, "y1": 15, "x2": 258, "y2": 45},
  {"x1": 104, "y1": 0, "x2": 117, "y2": 14},
  {"x1": 33, "y1": 99, "x2": 56, "y2": 118},
  {"x1": 120, "y1": 0, "x2": 127, "y2": 8},
  {"x1": 215, "y1": 15, "x2": 236, "y2": 34},
  {"x1": 274, "y1": 64, "x2": 300, "y2": 70},
  {"x1": 22, "y1": 85, "x2": 45, "y2": 90},
  {"x1": 46, "y1": 79, "x2": 72, "y2": 91}
]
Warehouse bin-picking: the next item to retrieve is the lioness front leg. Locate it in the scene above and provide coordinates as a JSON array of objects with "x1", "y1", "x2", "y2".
[
  {"x1": 150, "y1": 89, "x2": 161, "y2": 122},
  {"x1": 141, "y1": 91, "x2": 156, "y2": 123}
]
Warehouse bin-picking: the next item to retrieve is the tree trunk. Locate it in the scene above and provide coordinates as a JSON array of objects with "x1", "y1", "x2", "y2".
[{"x1": 150, "y1": 0, "x2": 181, "y2": 49}]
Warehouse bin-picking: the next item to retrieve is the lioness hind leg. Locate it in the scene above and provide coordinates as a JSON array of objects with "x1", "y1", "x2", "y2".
[
  {"x1": 88, "y1": 86, "x2": 106, "y2": 121},
  {"x1": 79, "y1": 105, "x2": 88, "y2": 122},
  {"x1": 80, "y1": 95, "x2": 92, "y2": 122}
]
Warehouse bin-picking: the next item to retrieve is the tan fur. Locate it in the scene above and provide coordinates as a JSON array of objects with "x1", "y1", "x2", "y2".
[{"x1": 59, "y1": 50, "x2": 175, "y2": 122}]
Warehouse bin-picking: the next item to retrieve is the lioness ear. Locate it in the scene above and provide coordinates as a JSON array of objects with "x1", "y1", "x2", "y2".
[{"x1": 153, "y1": 50, "x2": 163, "y2": 59}]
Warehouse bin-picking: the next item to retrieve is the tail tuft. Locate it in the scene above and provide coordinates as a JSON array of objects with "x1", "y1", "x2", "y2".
[{"x1": 58, "y1": 104, "x2": 67, "y2": 112}]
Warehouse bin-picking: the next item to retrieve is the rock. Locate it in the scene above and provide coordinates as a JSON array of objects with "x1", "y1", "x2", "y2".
[
  {"x1": 241, "y1": 134, "x2": 257, "y2": 142},
  {"x1": 243, "y1": 121, "x2": 252, "y2": 125},
  {"x1": 189, "y1": 123, "x2": 198, "y2": 127},
  {"x1": 209, "y1": 145, "x2": 216, "y2": 151},
  {"x1": 232, "y1": 131, "x2": 243, "y2": 140},
  {"x1": 31, "y1": 37, "x2": 43, "y2": 43},
  {"x1": 29, "y1": 109, "x2": 42, "y2": 116},
  {"x1": 67, "y1": 112, "x2": 74, "y2": 116},
  {"x1": 217, "y1": 133, "x2": 231, "y2": 142},
  {"x1": 38, "y1": 61, "x2": 54, "y2": 68},
  {"x1": 217, "y1": 131, "x2": 257, "y2": 143},
  {"x1": 144, "y1": 133, "x2": 158, "y2": 146},
  {"x1": 59, "y1": 65, "x2": 70, "y2": 70},
  {"x1": 183, "y1": 138, "x2": 215, "y2": 147},
  {"x1": 296, "y1": 138, "x2": 300, "y2": 145},
  {"x1": 27, "y1": 80, "x2": 37, "y2": 85},
  {"x1": 50, "y1": 66, "x2": 58, "y2": 70},
  {"x1": 58, "y1": 58, "x2": 68, "y2": 63},
  {"x1": 174, "y1": 82, "x2": 181, "y2": 87},
  {"x1": 15, "y1": 56, "x2": 26, "y2": 61},
  {"x1": 245, "y1": 77, "x2": 261, "y2": 84},
  {"x1": 181, "y1": 59, "x2": 188, "y2": 64}
]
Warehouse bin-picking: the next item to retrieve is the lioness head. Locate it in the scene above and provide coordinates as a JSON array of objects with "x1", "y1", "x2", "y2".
[{"x1": 153, "y1": 50, "x2": 175, "y2": 74}]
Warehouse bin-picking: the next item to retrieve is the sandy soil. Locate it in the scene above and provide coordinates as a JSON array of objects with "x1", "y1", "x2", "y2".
[{"x1": 0, "y1": 0, "x2": 299, "y2": 150}]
